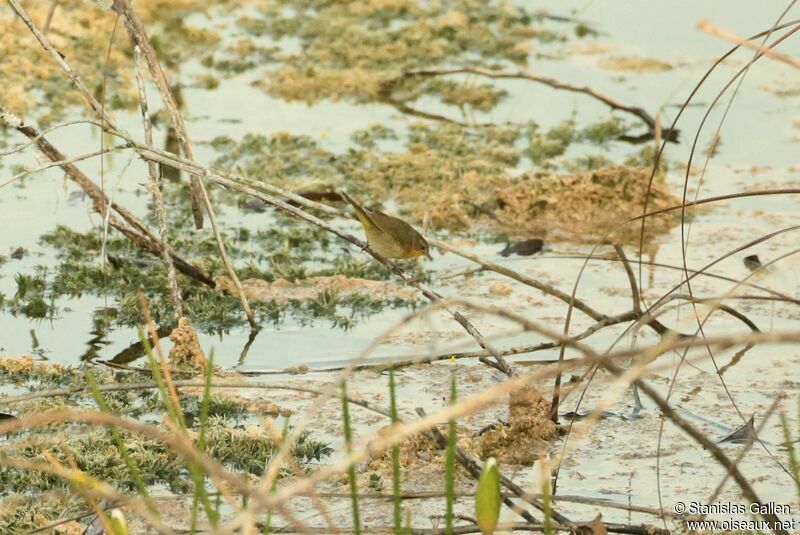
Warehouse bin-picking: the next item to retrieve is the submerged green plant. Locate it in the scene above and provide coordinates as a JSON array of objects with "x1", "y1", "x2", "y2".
[
  {"x1": 7, "y1": 271, "x2": 56, "y2": 320},
  {"x1": 30, "y1": 225, "x2": 415, "y2": 333}
]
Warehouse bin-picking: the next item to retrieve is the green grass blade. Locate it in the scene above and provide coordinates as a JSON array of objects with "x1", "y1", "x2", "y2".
[
  {"x1": 342, "y1": 381, "x2": 362, "y2": 535},
  {"x1": 85, "y1": 370, "x2": 158, "y2": 518},
  {"x1": 140, "y1": 328, "x2": 216, "y2": 527},
  {"x1": 139, "y1": 327, "x2": 182, "y2": 426},
  {"x1": 542, "y1": 464, "x2": 553, "y2": 535},
  {"x1": 191, "y1": 351, "x2": 216, "y2": 532},
  {"x1": 780, "y1": 412, "x2": 800, "y2": 497},
  {"x1": 389, "y1": 367, "x2": 403, "y2": 535},
  {"x1": 445, "y1": 372, "x2": 457, "y2": 535}
]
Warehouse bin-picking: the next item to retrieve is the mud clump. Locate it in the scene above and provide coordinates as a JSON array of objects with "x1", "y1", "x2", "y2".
[
  {"x1": 494, "y1": 166, "x2": 680, "y2": 244},
  {"x1": 168, "y1": 318, "x2": 208, "y2": 368},
  {"x1": 477, "y1": 385, "x2": 557, "y2": 465},
  {"x1": 215, "y1": 275, "x2": 417, "y2": 303}
]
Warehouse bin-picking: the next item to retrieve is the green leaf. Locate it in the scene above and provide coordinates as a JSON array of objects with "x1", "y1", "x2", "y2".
[
  {"x1": 475, "y1": 457, "x2": 501, "y2": 535},
  {"x1": 109, "y1": 509, "x2": 129, "y2": 535}
]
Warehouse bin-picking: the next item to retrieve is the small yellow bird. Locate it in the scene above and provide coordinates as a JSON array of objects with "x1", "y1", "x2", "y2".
[{"x1": 340, "y1": 191, "x2": 432, "y2": 260}]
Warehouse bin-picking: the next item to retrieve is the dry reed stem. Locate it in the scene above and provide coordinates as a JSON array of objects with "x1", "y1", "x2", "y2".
[
  {"x1": 109, "y1": 0, "x2": 205, "y2": 228},
  {"x1": 133, "y1": 45, "x2": 183, "y2": 319},
  {"x1": 138, "y1": 293, "x2": 183, "y2": 416},
  {"x1": 111, "y1": 0, "x2": 256, "y2": 329},
  {"x1": 697, "y1": 18, "x2": 800, "y2": 68},
  {"x1": 0, "y1": 143, "x2": 131, "y2": 189},
  {"x1": 291, "y1": 490, "x2": 668, "y2": 518}
]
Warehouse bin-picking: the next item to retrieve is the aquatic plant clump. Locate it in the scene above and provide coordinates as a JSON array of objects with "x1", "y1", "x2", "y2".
[{"x1": 14, "y1": 224, "x2": 420, "y2": 331}]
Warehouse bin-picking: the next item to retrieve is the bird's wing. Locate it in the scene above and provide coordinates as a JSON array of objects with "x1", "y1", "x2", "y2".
[{"x1": 368, "y1": 209, "x2": 418, "y2": 243}]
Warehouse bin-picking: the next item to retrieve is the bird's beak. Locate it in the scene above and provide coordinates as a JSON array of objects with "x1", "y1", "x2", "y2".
[{"x1": 425, "y1": 250, "x2": 433, "y2": 260}]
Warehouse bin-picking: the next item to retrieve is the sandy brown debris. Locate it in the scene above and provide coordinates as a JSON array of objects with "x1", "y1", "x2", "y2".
[
  {"x1": 366, "y1": 424, "x2": 444, "y2": 484},
  {"x1": 477, "y1": 385, "x2": 557, "y2": 465},
  {"x1": 168, "y1": 317, "x2": 208, "y2": 368},
  {"x1": 0, "y1": 354, "x2": 67, "y2": 377},
  {"x1": 215, "y1": 275, "x2": 417, "y2": 302},
  {"x1": 495, "y1": 166, "x2": 680, "y2": 243}
]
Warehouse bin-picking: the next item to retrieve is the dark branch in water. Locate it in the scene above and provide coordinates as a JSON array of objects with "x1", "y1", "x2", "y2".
[{"x1": 389, "y1": 66, "x2": 678, "y2": 142}]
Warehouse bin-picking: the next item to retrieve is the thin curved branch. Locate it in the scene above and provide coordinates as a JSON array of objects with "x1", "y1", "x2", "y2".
[{"x1": 399, "y1": 66, "x2": 677, "y2": 141}]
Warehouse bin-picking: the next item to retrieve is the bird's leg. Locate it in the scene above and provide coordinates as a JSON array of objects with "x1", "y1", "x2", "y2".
[{"x1": 630, "y1": 383, "x2": 643, "y2": 417}]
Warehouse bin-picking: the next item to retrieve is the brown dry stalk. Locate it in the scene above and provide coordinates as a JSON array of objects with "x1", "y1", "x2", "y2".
[
  {"x1": 109, "y1": 0, "x2": 205, "y2": 228},
  {"x1": 137, "y1": 293, "x2": 183, "y2": 419},
  {"x1": 111, "y1": 0, "x2": 256, "y2": 329},
  {"x1": 133, "y1": 45, "x2": 183, "y2": 318},
  {"x1": 0, "y1": 143, "x2": 130, "y2": 189},
  {"x1": 697, "y1": 19, "x2": 800, "y2": 68}
]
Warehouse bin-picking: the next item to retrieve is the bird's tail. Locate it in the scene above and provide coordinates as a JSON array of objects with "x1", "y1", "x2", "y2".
[{"x1": 338, "y1": 190, "x2": 375, "y2": 228}]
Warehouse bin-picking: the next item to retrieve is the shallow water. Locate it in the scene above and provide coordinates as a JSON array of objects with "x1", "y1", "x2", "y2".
[
  {"x1": 2, "y1": 1, "x2": 800, "y2": 527},
  {"x1": 3, "y1": 2, "x2": 799, "y2": 371}
]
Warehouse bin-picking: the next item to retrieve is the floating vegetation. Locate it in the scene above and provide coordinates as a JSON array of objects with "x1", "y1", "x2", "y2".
[
  {"x1": 244, "y1": 0, "x2": 569, "y2": 109},
  {"x1": 21, "y1": 224, "x2": 419, "y2": 332},
  {"x1": 210, "y1": 120, "x2": 658, "y2": 235}
]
